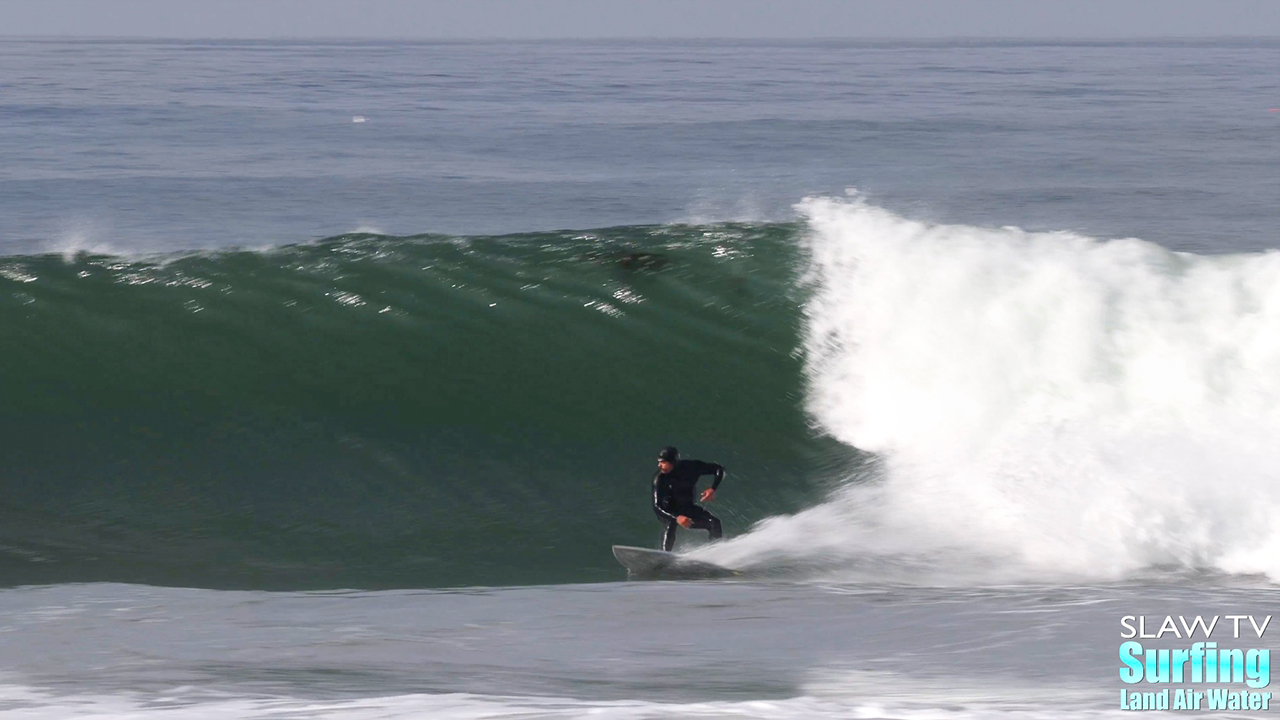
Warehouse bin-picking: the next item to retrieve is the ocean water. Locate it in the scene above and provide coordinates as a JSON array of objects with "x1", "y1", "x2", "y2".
[{"x1": 2, "y1": 38, "x2": 1280, "y2": 718}]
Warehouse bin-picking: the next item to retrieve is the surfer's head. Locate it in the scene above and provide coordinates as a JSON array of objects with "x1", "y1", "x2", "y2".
[{"x1": 657, "y1": 446, "x2": 680, "y2": 472}]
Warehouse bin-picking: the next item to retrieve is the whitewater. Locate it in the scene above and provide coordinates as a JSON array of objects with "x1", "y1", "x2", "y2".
[{"x1": 703, "y1": 196, "x2": 1280, "y2": 584}]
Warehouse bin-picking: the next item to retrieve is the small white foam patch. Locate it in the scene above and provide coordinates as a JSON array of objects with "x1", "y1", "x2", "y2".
[
  {"x1": 702, "y1": 195, "x2": 1280, "y2": 584},
  {"x1": 40, "y1": 223, "x2": 124, "y2": 262},
  {"x1": 675, "y1": 194, "x2": 793, "y2": 226},
  {"x1": 32, "y1": 219, "x2": 213, "y2": 263}
]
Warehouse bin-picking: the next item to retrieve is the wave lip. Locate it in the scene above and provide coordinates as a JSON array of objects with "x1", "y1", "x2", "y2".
[{"x1": 705, "y1": 196, "x2": 1280, "y2": 584}]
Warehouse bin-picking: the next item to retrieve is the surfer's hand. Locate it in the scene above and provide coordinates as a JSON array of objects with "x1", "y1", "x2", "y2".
[
  {"x1": 700, "y1": 488, "x2": 716, "y2": 502},
  {"x1": 677, "y1": 515, "x2": 693, "y2": 528}
]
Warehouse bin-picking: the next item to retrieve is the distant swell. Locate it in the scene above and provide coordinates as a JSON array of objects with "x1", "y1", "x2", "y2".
[{"x1": 703, "y1": 197, "x2": 1280, "y2": 585}]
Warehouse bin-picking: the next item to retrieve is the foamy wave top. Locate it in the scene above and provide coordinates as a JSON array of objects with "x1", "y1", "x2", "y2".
[{"x1": 705, "y1": 197, "x2": 1280, "y2": 583}]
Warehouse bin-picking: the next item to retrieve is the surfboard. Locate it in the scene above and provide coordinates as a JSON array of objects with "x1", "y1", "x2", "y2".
[{"x1": 611, "y1": 545, "x2": 741, "y2": 579}]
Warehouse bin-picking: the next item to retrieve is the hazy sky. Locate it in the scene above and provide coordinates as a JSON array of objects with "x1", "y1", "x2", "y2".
[{"x1": 3, "y1": 0, "x2": 1279, "y2": 39}]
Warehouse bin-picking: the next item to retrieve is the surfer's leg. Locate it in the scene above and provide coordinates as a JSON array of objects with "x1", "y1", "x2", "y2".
[
  {"x1": 686, "y1": 507, "x2": 723, "y2": 540},
  {"x1": 706, "y1": 512, "x2": 722, "y2": 540},
  {"x1": 703, "y1": 513, "x2": 722, "y2": 540},
  {"x1": 656, "y1": 509, "x2": 680, "y2": 551},
  {"x1": 661, "y1": 519, "x2": 678, "y2": 551}
]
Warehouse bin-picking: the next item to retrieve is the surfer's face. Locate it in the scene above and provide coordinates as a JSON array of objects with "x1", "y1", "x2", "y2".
[{"x1": 657, "y1": 459, "x2": 674, "y2": 473}]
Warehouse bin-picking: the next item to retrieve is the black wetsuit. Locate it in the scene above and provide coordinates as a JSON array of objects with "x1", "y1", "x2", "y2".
[{"x1": 652, "y1": 459, "x2": 724, "y2": 551}]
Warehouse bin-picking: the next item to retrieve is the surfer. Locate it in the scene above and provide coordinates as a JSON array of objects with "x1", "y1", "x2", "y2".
[{"x1": 652, "y1": 446, "x2": 724, "y2": 551}]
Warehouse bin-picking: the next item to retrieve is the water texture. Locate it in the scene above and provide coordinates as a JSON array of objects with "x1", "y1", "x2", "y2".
[{"x1": 2, "y1": 37, "x2": 1279, "y2": 719}]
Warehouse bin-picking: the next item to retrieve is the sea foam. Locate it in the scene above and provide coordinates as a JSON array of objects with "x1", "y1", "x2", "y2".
[{"x1": 704, "y1": 196, "x2": 1280, "y2": 583}]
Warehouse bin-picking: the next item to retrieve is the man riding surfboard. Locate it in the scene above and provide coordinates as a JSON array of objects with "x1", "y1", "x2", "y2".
[{"x1": 652, "y1": 446, "x2": 724, "y2": 551}]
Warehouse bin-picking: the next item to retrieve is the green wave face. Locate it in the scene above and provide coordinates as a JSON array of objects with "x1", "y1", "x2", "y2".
[{"x1": 0, "y1": 224, "x2": 845, "y2": 588}]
